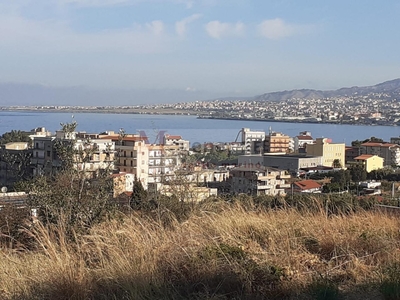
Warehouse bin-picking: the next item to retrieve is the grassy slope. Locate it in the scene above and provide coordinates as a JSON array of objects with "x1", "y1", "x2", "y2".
[{"x1": 1, "y1": 206, "x2": 400, "y2": 299}]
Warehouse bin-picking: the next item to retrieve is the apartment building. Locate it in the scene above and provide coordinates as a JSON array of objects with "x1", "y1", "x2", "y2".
[
  {"x1": 360, "y1": 142, "x2": 400, "y2": 166},
  {"x1": 230, "y1": 166, "x2": 290, "y2": 196},
  {"x1": 163, "y1": 134, "x2": 190, "y2": 152},
  {"x1": 264, "y1": 131, "x2": 290, "y2": 153},
  {"x1": 293, "y1": 131, "x2": 314, "y2": 153},
  {"x1": 241, "y1": 128, "x2": 265, "y2": 155},
  {"x1": 306, "y1": 138, "x2": 345, "y2": 168},
  {"x1": 31, "y1": 134, "x2": 115, "y2": 177}
]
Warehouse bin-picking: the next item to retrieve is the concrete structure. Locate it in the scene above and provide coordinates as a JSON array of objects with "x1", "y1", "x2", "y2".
[
  {"x1": 306, "y1": 138, "x2": 345, "y2": 168},
  {"x1": 230, "y1": 166, "x2": 289, "y2": 196},
  {"x1": 360, "y1": 142, "x2": 400, "y2": 166},
  {"x1": 345, "y1": 146, "x2": 361, "y2": 164},
  {"x1": 293, "y1": 131, "x2": 314, "y2": 153},
  {"x1": 354, "y1": 154, "x2": 384, "y2": 172},
  {"x1": 238, "y1": 153, "x2": 322, "y2": 174},
  {"x1": 163, "y1": 134, "x2": 190, "y2": 152},
  {"x1": 241, "y1": 128, "x2": 265, "y2": 155},
  {"x1": 264, "y1": 131, "x2": 290, "y2": 153}
]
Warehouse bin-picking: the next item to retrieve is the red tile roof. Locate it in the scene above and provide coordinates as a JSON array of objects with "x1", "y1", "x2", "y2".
[
  {"x1": 293, "y1": 180, "x2": 321, "y2": 191},
  {"x1": 361, "y1": 142, "x2": 396, "y2": 147},
  {"x1": 165, "y1": 135, "x2": 182, "y2": 140}
]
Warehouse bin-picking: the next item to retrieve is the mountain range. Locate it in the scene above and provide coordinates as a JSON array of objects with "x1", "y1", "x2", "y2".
[
  {"x1": 0, "y1": 79, "x2": 400, "y2": 106},
  {"x1": 253, "y1": 78, "x2": 400, "y2": 102}
]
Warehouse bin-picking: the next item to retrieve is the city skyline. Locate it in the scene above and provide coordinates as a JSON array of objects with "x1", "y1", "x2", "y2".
[{"x1": 1, "y1": 1, "x2": 400, "y2": 105}]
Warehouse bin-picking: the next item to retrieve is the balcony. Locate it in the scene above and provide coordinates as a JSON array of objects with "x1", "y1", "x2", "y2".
[
  {"x1": 277, "y1": 183, "x2": 291, "y2": 189},
  {"x1": 256, "y1": 184, "x2": 273, "y2": 190}
]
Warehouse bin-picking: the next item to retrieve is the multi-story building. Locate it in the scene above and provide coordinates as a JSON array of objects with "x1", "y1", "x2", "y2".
[
  {"x1": 238, "y1": 153, "x2": 322, "y2": 174},
  {"x1": 264, "y1": 131, "x2": 290, "y2": 153},
  {"x1": 241, "y1": 128, "x2": 265, "y2": 155},
  {"x1": 31, "y1": 134, "x2": 115, "y2": 177},
  {"x1": 163, "y1": 134, "x2": 190, "y2": 152},
  {"x1": 360, "y1": 142, "x2": 400, "y2": 166},
  {"x1": 31, "y1": 136, "x2": 60, "y2": 176},
  {"x1": 293, "y1": 131, "x2": 314, "y2": 153},
  {"x1": 306, "y1": 138, "x2": 345, "y2": 168},
  {"x1": 230, "y1": 166, "x2": 290, "y2": 196}
]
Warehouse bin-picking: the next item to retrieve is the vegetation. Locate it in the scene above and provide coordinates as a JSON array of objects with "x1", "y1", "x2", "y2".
[
  {"x1": 2, "y1": 124, "x2": 400, "y2": 298},
  {"x1": 0, "y1": 130, "x2": 31, "y2": 146},
  {"x1": 1, "y1": 201, "x2": 400, "y2": 299}
]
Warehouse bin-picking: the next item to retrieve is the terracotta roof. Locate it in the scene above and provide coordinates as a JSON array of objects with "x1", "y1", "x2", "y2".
[
  {"x1": 293, "y1": 180, "x2": 321, "y2": 190},
  {"x1": 361, "y1": 142, "x2": 396, "y2": 147},
  {"x1": 354, "y1": 154, "x2": 374, "y2": 160},
  {"x1": 165, "y1": 135, "x2": 182, "y2": 140}
]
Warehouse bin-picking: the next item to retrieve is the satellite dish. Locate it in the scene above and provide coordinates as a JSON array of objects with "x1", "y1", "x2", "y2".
[{"x1": 1, "y1": 187, "x2": 7, "y2": 193}]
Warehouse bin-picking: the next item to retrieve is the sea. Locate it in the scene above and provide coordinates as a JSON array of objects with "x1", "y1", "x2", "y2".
[{"x1": 0, "y1": 111, "x2": 399, "y2": 146}]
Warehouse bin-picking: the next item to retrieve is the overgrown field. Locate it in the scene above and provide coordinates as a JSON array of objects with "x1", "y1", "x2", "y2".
[{"x1": 1, "y1": 201, "x2": 400, "y2": 299}]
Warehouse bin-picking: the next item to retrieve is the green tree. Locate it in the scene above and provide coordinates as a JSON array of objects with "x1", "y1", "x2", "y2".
[
  {"x1": 130, "y1": 177, "x2": 148, "y2": 210},
  {"x1": 332, "y1": 159, "x2": 342, "y2": 168},
  {"x1": 21, "y1": 122, "x2": 115, "y2": 236},
  {"x1": 0, "y1": 130, "x2": 31, "y2": 146},
  {"x1": 349, "y1": 164, "x2": 367, "y2": 182}
]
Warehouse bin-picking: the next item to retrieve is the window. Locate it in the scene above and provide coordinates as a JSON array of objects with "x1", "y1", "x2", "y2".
[{"x1": 46, "y1": 151, "x2": 51, "y2": 157}]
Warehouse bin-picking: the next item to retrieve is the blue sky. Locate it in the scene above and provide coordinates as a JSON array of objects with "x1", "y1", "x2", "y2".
[{"x1": 0, "y1": 0, "x2": 399, "y2": 104}]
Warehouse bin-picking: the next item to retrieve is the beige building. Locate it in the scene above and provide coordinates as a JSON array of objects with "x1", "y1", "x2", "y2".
[
  {"x1": 264, "y1": 132, "x2": 290, "y2": 153},
  {"x1": 354, "y1": 154, "x2": 384, "y2": 172},
  {"x1": 230, "y1": 166, "x2": 290, "y2": 196},
  {"x1": 306, "y1": 138, "x2": 345, "y2": 168}
]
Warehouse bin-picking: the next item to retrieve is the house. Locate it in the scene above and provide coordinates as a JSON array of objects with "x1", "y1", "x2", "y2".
[
  {"x1": 291, "y1": 180, "x2": 322, "y2": 193},
  {"x1": 354, "y1": 154, "x2": 384, "y2": 172}
]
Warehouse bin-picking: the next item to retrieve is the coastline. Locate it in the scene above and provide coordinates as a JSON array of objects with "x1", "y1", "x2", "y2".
[{"x1": 0, "y1": 107, "x2": 396, "y2": 127}]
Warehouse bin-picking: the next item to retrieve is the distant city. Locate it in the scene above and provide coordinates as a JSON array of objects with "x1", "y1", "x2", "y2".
[{"x1": 2, "y1": 78, "x2": 400, "y2": 127}]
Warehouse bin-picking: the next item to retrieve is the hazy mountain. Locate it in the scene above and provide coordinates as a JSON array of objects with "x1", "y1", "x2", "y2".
[
  {"x1": 254, "y1": 78, "x2": 400, "y2": 102},
  {"x1": 0, "y1": 83, "x2": 221, "y2": 106}
]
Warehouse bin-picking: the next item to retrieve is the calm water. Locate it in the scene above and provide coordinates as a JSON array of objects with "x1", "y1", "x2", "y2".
[{"x1": 0, "y1": 111, "x2": 399, "y2": 146}]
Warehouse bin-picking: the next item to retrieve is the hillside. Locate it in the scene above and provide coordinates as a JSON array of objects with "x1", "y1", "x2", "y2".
[{"x1": 254, "y1": 78, "x2": 400, "y2": 102}]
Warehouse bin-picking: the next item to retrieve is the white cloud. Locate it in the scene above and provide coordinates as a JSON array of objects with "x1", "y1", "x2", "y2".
[
  {"x1": 146, "y1": 20, "x2": 165, "y2": 36},
  {"x1": 205, "y1": 21, "x2": 244, "y2": 39},
  {"x1": 175, "y1": 14, "x2": 202, "y2": 37},
  {"x1": 258, "y1": 18, "x2": 304, "y2": 40}
]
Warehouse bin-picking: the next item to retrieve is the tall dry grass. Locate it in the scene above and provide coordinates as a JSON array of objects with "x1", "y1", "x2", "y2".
[{"x1": 1, "y1": 205, "x2": 400, "y2": 299}]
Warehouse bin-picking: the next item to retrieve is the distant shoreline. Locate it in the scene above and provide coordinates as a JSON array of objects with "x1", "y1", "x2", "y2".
[
  {"x1": 196, "y1": 115, "x2": 396, "y2": 127},
  {"x1": 0, "y1": 108, "x2": 396, "y2": 127}
]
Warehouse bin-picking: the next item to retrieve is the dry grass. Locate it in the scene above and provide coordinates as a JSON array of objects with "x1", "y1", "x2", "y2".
[{"x1": 1, "y1": 206, "x2": 400, "y2": 299}]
